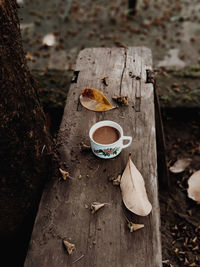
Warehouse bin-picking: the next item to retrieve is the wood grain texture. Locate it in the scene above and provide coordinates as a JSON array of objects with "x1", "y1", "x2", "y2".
[{"x1": 25, "y1": 47, "x2": 162, "y2": 267}]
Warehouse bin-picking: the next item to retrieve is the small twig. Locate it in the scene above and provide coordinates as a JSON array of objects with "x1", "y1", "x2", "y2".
[
  {"x1": 41, "y1": 145, "x2": 46, "y2": 155},
  {"x1": 72, "y1": 254, "x2": 85, "y2": 264}
]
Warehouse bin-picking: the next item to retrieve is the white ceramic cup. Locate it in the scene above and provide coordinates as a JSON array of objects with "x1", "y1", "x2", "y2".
[{"x1": 89, "y1": 120, "x2": 132, "y2": 159}]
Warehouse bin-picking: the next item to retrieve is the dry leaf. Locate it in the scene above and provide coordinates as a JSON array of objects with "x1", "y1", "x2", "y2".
[
  {"x1": 80, "y1": 88, "x2": 115, "y2": 112},
  {"x1": 25, "y1": 52, "x2": 35, "y2": 62},
  {"x1": 184, "y1": 258, "x2": 189, "y2": 265},
  {"x1": 187, "y1": 170, "x2": 200, "y2": 203},
  {"x1": 128, "y1": 222, "x2": 144, "y2": 232},
  {"x1": 189, "y1": 263, "x2": 197, "y2": 267},
  {"x1": 90, "y1": 202, "x2": 105, "y2": 214},
  {"x1": 112, "y1": 96, "x2": 129, "y2": 106},
  {"x1": 80, "y1": 142, "x2": 91, "y2": 152},
  {"x1": 120, "y1": 156, "x2": 152, "y2": 216},
  {"x1": 63, "y1": 240, "x2": 75, "y2": 255},
  {"x1": 169, "y1": 158, "x2": 191, "y2": 173},
  {"x1": 59, "y1": 168, "x2": 70, "y2": 180},
  {"x1": 124, "y1": 215, "x2": 144, "y2": 232},
  {"x1": 112, "y1": 174, "x2": 121, "y2": 185}
]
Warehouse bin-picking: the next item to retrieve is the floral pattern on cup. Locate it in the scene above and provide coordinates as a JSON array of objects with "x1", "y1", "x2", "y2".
[{"x1": 94, "y1": 147, "x2": 120, "y2": 157}]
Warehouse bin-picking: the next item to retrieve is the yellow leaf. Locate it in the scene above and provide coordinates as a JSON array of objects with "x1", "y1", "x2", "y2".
[{"x1": 80, "y1": 88, "x2": 115, "y2": 112}]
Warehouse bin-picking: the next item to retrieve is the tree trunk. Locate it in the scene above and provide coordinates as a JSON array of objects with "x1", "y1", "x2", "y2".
[{"x1": 0, "y1": 0, "x2": 51, "y2": 240}]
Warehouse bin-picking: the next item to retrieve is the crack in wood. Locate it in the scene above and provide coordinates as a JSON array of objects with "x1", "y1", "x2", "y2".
[
  {"x1": 71, "y1": 70, "x2": 80, "y2": 83},
  {"x1": 134, "y1": 75, "x2": 141, "y2": 112},
  {"x1": 134, "y1": 97, "x2": 141, "y2": 112},
  {"x1": 119, "y1": 48, "x2": 127, "y2": 96},
  {"x1": 76, "y1": 96, "x2": 82, "y2": 111}
]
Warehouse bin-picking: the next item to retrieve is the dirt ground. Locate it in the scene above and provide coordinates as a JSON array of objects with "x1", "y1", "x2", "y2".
[
  {"x1": 161, "y1": 109, "x2": 200, "y2": 267},
  {"x1": 0, "y1": 0, "x2": 200, "y2": 266},
  {"x1": 18, "y1": 0, "x2": 200, "y2": 70}
]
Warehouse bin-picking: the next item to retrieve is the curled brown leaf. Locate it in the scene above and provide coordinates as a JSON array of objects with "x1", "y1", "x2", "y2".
[
  {"x1": 63, "y1": 240, "x2": 75, "y2": 255},
  {"x1": 59, "y1": 168, "x2": 70, "y2": 180}
]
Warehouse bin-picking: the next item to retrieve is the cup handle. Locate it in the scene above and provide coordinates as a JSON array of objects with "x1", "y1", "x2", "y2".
[{"x1": 122, "y1": 136, "x2": 132, "y2": 149}]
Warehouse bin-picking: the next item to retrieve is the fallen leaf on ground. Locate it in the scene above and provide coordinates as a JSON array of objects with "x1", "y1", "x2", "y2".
[
  {"x1": 59, "y1": 168, "x2": 70, "y2": 180},
  {"x1": 128, "y1": 222, "x2": 144, "y2": 232},
  {"x1": 120, "y1": 156, "x2": 152, "y2": 216},
  {"x1": 79, "y1": 142, "x2": 91, "y2": 152},
  {"x1": 63, "y1": 240, "x2": 75, "y2": 255},
  {"x1": 112, "y1": 174, "x2": 121, "y2": 185},
  {"x1": 124, "y1": 214, "x2": 144, "y2": 232},
  {"x1": 90, "y1": 202, "x2": 109, "y2": 213},
  {"x1": 112, "y1": 96, "x2": 129, "y2": 106},
  {"x1": 189, "y1": 262, "x2": 197, "y2": 267},
  {"x1": 187, "y1": 170, "x2": 200, "y2": 203},
  {"x1": 169, "y1": 158, "x2": 192, "y2": 173},
  {"x1": 25, "y1": 52, "x2": 35, "y2": 62},
  {"x1": 80, "y1": 88, "x2": 115, "y2": 111}
]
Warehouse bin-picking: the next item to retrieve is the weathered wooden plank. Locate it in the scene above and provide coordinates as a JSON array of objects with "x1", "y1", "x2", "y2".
[{"x1": 25, "y1": 47, "x2": 162, "y2": 267}]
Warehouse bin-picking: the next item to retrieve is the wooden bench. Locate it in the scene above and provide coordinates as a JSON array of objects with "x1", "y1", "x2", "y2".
[{"x1": 25, "y1": 47, "x2": 162, "y2": 267}]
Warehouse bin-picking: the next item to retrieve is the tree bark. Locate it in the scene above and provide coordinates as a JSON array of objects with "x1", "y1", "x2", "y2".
[{"x1": 0, "y1": 0, "x2": 51, "y2": 237}]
